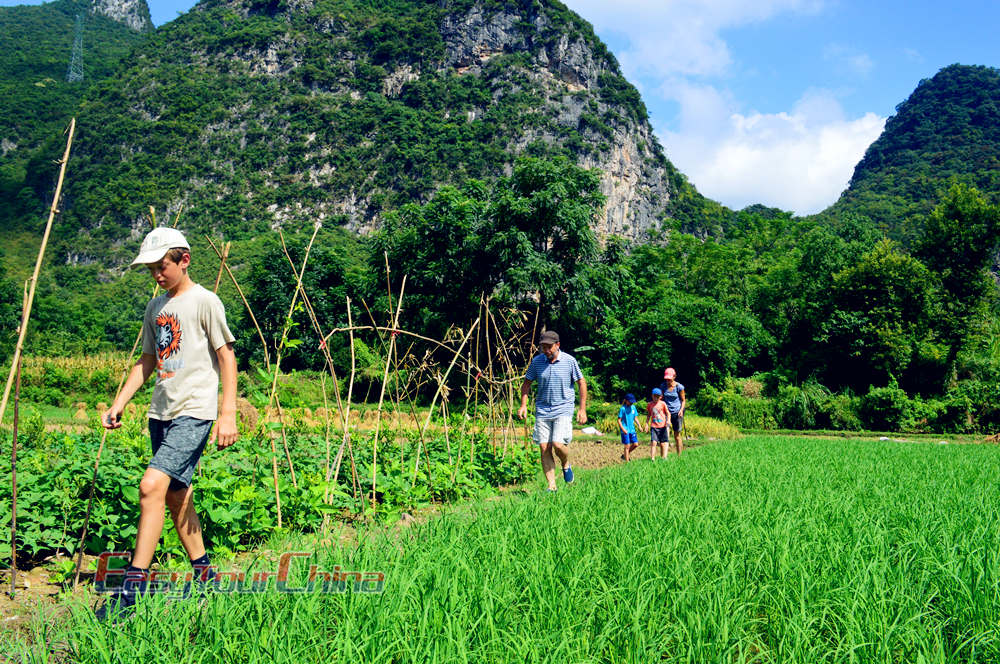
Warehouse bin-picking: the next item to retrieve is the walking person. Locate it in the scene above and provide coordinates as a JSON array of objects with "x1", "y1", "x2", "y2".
[
  {"x1": 99, "y1": 228, "x2": 238, "y2": 618},
  {"x1": 517, "y1": 331, "x2": 587, "y2": 492},
  {"x1": 647, "y1": 387, "x2": 670, "y2": 459},
  {"x1": 618, "y1": 393, "x2": 639, "y2": 462},
  {"x1": 659, "y1": 367, "x2": 686, "y2": 456}
]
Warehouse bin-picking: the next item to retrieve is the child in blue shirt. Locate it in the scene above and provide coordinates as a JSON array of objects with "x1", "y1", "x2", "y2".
[{"x1": 618, "y1": 393, "x2": 639, "y2": 461}]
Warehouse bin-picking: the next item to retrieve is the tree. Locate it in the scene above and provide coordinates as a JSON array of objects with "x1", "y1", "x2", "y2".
[
  {"x1": 371, "y1": 156, "x2": 605, "y2": 337},
  {"x1": 816, "y1": 238, "x2": 939, "y2": 391},
  {"x1": 238, "y1": 229, "x2": 363, "y2": 371},
  {"x1": 913, "y1": 184, "x2": 1000, "y2": 381}
]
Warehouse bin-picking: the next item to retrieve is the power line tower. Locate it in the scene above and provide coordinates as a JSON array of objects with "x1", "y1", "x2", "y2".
[{"x1": 66, "y1": 13, "x2": 84, "y2": 83}]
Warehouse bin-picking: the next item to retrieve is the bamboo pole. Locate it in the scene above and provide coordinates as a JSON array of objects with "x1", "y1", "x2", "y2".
[
  {"x1": 262, "y1": 227, "x2": 321, "y2": 490},
  {"x1": 484, "y1": 297, "x2": 498, "y2": 454},
  {"x1": 212, "y1": 241, "x2": 230, "y2": 293},
  {"x1": 205, "y1": 236, "x2": 271, "y2": 370},
  {"x1": 8, "y1": 286, "x2": 27, "y2": 598},
  {"x1": 488, "y1": 304, "x2": 519, "y2": 453},
  {"x1": 319, "y1": 372, "x2": 333, "y2": 530},
  {"x1": 0, "y1": 119, "x2": 75, "y2": 425},
  {"x1": 370, "y1": 277, "x2": 406, "y2": 514},
  {"x1": 343, "y1": 297, "x2": 360, "y2": 508},
  {"x1": 8, "y1": 353, "x2": 20, "y2": 598},
  {"x1": 203, "y1": 235, "x2": 284, "y2": 528},
  {"x1": 71, "y1": 207, "x2": 175, "y2": 589},
  {"x1": 412, "y1": 319, "x2": 479, "y2": 484}
]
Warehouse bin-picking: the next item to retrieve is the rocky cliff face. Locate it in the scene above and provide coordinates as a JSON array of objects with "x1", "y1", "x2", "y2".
[
  {"x1": 54, "y1": 0, "x2": 713, "y2": 264},
  {"x1": 438, "y1": 4, "x2": 671, "y2": 238},
  {"x1": 90, "y1": 0, "x2": 152, "y2": 31}
]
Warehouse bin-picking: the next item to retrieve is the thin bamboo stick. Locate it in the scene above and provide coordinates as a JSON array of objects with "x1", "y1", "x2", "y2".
[
  {"x1": 205, "y1": 236, "x2": 271, "y2": 370},
  {"x1": 0, "y1": 119, "x2": 76, "y2": 425},
  {"x1": 8, "y1": 287, "x2": 26, "y2": 598},
  {"x1": 412, "y1": 319, "x2": 479, "y2": 484},
  {"x1": 343, "y1": 297, "x2": 360, "y2": 508},
  {"x1": 262, "y1": 227, "x2": 321, "y2": 489},
  {"x1": 212, "y1": 241, "x2": 231, "y2": 293},
  {"x1": 203, "y1": 235, "x2": 283, "y2": 528},
  {"x1": 370, "y1": 277, "x2": 406, "y2": 514},
  {"x1": 320, "y1": 372, "x2": 332, "y2": 530}
]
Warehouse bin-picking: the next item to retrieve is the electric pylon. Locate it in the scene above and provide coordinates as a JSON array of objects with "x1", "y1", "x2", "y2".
[{"x1": 66, "y1": 13, "x2": 84, "y2": 83}]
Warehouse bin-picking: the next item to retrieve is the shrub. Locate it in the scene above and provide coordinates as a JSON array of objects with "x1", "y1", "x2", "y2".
[
  {"x1": 935, "y1": 381, "x2": 1000, "y2": 434},
  {"x1": 774, "y1": 382, "x2": 829, "y2": 429},
  {"x1": 696, "y1": 384, "x2": 776, "y2": 430},
  {"x1": 816, "y1": 393, "x2": 862, "y2": 431},
  {"x1": 859, "y1": 381, "x2": 910, "y2": 431}
]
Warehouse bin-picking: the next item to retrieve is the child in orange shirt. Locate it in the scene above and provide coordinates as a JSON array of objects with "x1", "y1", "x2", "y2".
[{"x1": 647, "y1": 388, "x2": 670, "y2": 459}]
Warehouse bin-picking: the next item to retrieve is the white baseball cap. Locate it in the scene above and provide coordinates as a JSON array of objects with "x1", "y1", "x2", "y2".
[{"x1": 131, "y1": 228, "x2": 190, "y2": 266}]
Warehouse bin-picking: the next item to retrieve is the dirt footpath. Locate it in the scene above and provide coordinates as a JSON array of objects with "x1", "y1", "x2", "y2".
[{"x1": 566, "y1": 435, "x2": 688, "y2": 469}]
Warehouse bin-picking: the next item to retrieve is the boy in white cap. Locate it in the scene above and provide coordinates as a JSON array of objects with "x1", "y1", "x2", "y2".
[{"x1": 99, "y1": 227, "x2": 238, "y2": 618}]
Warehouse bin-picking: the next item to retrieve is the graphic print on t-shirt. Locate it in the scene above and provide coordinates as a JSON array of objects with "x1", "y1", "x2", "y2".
[{"x1": 155, "y1": 312, "x2": 184, "y2": 380}]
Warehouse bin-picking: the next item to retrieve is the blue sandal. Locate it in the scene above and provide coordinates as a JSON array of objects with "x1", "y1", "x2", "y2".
[{"x1": 562, "y1": 466, "x2": 574, "y2": 483}]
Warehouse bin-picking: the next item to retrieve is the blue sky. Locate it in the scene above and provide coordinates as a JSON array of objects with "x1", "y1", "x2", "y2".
[{"x1": 4, "y1": 0, "x2": 999, "y2": 213}]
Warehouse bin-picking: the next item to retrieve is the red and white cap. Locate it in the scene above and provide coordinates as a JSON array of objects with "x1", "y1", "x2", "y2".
[{"x1": 663, "y1": 367, "x2": 677, "y2": 380}]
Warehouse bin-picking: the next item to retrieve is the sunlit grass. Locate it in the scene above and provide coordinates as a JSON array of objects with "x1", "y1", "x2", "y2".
[{"x1": 6, "y1": 436, "x2": 1000, "y2": 663}]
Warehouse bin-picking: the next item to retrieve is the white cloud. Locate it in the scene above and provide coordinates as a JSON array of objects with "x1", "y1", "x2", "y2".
[
  {"x1": 564, "y1": 0, "x2": 826, "y2": 79},
  {"x1": 562, "y1": 0, "x2": 887, "y2": 213},
  {"x1": 659, "y1": 87, "x2": 886, "y2": 214}
]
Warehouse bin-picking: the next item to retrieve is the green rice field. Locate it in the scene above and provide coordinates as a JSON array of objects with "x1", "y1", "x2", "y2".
[{"x1": 6, "y1": 435, "x2": 1000, "y2": 663}]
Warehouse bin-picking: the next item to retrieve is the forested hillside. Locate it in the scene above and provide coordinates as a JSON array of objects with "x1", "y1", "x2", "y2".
[
  {"x1": 0, "y1": 0, "x2": 150, "y2": 228},
  {"x1": 3, "y1": 0, "x2": 723, "y2": 273},
  {"x1": 823, "y1": 64, "x2": 1000, "y2": 242},
  {"x1": 0, "y1": 1, "x2": 998, "y2": 435}
]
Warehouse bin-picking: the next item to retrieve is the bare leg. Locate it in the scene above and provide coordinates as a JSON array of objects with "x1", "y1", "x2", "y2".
[
  {"x1": 132, "y1": 468, "x2": 171, "y2": 568},
  {"x1": 660, "y1": 443, "x2": 669, "y2": 459},
  {"x1": 539, "y1": 443, "x2": 557, "y2": 490},
  {"x1": 552, "y1": 441, "x2": 570, "y2": 471},
  {"x1": 165, "y1": 485, "x2": 206, "y2": 561},
  {"x1": 675, "y1": 431, "x2": 684, "y2": 456}
]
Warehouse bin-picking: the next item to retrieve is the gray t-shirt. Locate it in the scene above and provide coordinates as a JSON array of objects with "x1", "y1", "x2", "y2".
[
  {"x1": 525, "y1": 351, "x2": 583, "y2": 419},
  {"x1": 142, "y1": 283, "x2": 235, "y2": 421}
]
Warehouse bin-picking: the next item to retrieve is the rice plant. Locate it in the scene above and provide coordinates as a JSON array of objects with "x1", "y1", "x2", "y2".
[{"x1": 6, "y1": 436, "x2": 999, "y2": 663}]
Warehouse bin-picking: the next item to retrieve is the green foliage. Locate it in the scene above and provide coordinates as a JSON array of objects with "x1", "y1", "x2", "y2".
[
  {"x1": 858, "y1": 380, "x2": 911, "y2": 431},
  {"x1": 372, "y1": 155, "x2": 604, "y2": 335},
  {"x1": 0, "y1": 0, "x2": 149, "y2": 227},
  {"x1": 236, "y1": 227, "x2": 364, "y2": 371},
  {"x1": 0, "y1": 418, "x2": 533, "y2": 565},
  {"x1": 827, "y1": 64, "x2": 1000, "y2": 237},
  {"x1": 818, "y1": 238, "x2": 940, "y2": 390},
  {"x1": 695, "y1": 383, "x2": 777, "y2": 430},
  {"x1": 913, "y1": 183, "x2": 1000, "y2": 376}
]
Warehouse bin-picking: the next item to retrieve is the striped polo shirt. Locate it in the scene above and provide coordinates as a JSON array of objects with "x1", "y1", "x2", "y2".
[{"x1": 525, "y1": 351, "x2": 583, "y2": 419}]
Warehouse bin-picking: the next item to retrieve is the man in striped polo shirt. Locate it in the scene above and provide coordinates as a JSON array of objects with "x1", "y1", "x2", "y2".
[{"x1": 517, "y1": 330, "x2": 588, "y2": 491}]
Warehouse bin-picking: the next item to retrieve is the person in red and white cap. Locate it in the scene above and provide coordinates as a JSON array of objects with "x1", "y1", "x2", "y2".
[{"x1": 657, "y1": 367, "x2": 686, "y2": 456}]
